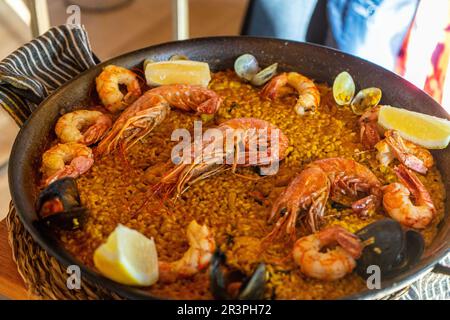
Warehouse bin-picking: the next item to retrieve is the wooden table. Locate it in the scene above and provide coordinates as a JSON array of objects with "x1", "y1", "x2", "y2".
[{"x1": 0, "y1": 220, "x2": 30, "y2": 299}]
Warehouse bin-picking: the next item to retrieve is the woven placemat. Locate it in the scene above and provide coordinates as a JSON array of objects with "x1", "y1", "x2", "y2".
[
  {"x1": 5, "y1": 202, "x2": 409, "y2": 300},
  {"x1": 5, "y1": 203, "x2": 122, "y2": 300}
]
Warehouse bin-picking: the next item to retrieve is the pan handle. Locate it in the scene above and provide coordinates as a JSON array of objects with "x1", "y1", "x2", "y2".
[
  {"x1": 431, "y1": 247, "x2": 450, "y2": 276},
  {"x1": 432, "y1": 263, "x2": 450, "y2": 276}
]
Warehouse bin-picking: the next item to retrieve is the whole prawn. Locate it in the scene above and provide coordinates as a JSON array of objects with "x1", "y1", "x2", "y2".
[
  {"x1": 261, "y1": 72, "x2": 321, "y2": 115},
  {"x1": 55, "y1": 110, "x2": 112, "y2": 145},
  {"x1": 96, "y1": 85, "x2": 222, "y2": 155},
  {"x1": 293, "y1": 225, "x2": 362, "y2": 281},
  {"x1": 266, "y1": 158, "x2": 382, "y2": 240},
  {"x1": 148, "y1": 84, "x2": 222, "y2": 114},
  {"x1": 41, "y1": 142, "x2": 94, "y2": 186},
  {"x1": 158, "y1": 220, "x2": 215, "y2": 283},
  {"x1": 358, "y1": 107, "x2": 433, "y2": 174},
  {"x1": 96, "y1": 65, "x2": 142, "y2": 113},
  {"x1": 96, "y1": 94, "x2": 170, "y2": 155},
  {"x1": 376, "y1": 130, "x2": 434, "y2": 174},
  {"x1": 153, "y1": 117, "x2": 289, "y2": 199}
]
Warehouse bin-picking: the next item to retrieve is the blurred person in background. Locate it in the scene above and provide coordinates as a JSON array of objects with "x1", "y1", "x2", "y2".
[{"x1": 242, "y1": 0, "x2": 450, "y2": 111}]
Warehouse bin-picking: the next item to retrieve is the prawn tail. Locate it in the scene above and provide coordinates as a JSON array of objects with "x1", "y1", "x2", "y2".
[
  {"x1": 402, "y1": 155, "x2": 428, "y2": 174},
  {"x1": 260, "y1": 73, "x2": 287, "y2": 99}
]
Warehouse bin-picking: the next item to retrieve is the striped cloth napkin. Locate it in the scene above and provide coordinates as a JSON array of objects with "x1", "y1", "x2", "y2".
[
  {"x1": 0, "y1": 24, "x2": 98, "y2": 126},
  {"x1": 0, "y1": 24, "x2": 448, "y2": 300}
]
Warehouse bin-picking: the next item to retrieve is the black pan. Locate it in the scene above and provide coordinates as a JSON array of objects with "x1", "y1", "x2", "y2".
[{"x1": 8, "y1": 37, "x2": 450, "y2": 299}]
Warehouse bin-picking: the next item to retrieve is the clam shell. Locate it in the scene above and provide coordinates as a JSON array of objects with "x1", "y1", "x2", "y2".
[
  {"x1": 333, "y1": 71, "x2": 355, "y2": 106},
  {"x1": 234, "y1": 54, "x2": 260, "y2": 81},
  {"x1": 351, "y1": 87, "x2": 382, "y2": 115},
  {"x1": 250, "y1": 63, "x2": 278, "y2": 86}
]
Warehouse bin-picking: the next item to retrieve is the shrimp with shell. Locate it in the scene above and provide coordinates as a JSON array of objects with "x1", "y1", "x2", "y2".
[
  {"x1": 96, "y1": 85, "x2": 222, "y2": 156},
  {"x1": 96, "y1": 94, "x2": 170, "y2": 155},
  {"x1": 266, "y1": 158, "x2": 382, "y2": 241},
  {"x1": 293, "y1": 225, "x2": 363, "y2": 281},
  {"x1": 261, "y1": 72, "x2": 321, "y2": 115},
  {"x1": 148, "y1": 84, "x2": 222, "y2": 114},
  {"x1": 376, "y1": 130, "x2": 434, "y2": 174},
  {"x1": 158, "y1": 220, "x2": 215, "y2": 283},
  {"x1": 382, "y1": 164, "x2": 436, "y2": 229},
  {"x1": 359, "y1": 106, "x2": 434, "y2": 174},
  {"x1": 153, "y1": 117, "x2": 289, "y2": 199},
  {"x1": 55, "y1": 110, "x2": 112, "y2": 145},
  {"x1": 96, "y1": 65, "x2": 142, "y2": 113},
  {"x1": 41, "y1": 142, "x2": 94, "y2": 186}
]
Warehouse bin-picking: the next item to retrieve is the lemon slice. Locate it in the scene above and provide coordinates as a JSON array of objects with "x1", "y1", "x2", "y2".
[
  {"x1": 94, "y1": 224, "x2": 159, "y2": 286},
  {"x1": 378, "y1": 105, "x2": 450, "y2": 149},
  {"x1": 145, "y1": 60, "x2": 211, "y2": 87}
]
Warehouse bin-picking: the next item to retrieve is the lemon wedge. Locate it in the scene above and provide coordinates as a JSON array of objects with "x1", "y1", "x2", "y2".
[
  {"x1": 145, "y1": 60, "x2": 211, "y2": 87},
  {"x1": 378, "y1": 105, "x2": 450, "y2": 149},
  {"x1": 94, "y1": 224, "x2": 159, "y2": 286}
]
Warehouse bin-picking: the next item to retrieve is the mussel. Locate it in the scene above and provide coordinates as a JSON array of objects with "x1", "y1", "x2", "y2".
[
  {"x1": 355, "y1": 219, "x2": 424, "y2": 279},
  {"x1": 36, "y1": 177, "x2": 88, "y2": 230},
  {"x1": 333, "y1": 71, "x2": 355, "y2": 106},
  {"x1": 210, "y1": 249, "x2": 266, "y2": 300}
]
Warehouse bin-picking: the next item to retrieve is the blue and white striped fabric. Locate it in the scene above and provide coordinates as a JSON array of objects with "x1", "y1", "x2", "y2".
[
  {"x1": 400, "y1": 254, "x2": 449, "y2": 300},
  {"x1": 0, "y1": 24, "x2": 97, "y2": 126},
  {"x1": 0, "y1": 24, "x2": 448, "y2": 300}
]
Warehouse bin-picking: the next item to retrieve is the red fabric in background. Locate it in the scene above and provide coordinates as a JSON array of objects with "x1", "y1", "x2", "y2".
[{"x1": 396, "y1": 1, "x2": 450, "y2": 105}]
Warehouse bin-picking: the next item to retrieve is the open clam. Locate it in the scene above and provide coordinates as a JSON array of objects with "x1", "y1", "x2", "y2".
[
  {"x1": 250, "y1": 63, "x2": 278, "y2": 86},
  {"x1": 333, "y1": 71, "x2": 355, "y2": 106},
  {"x1": 350, "y1": 87, "x2": 382, "y2": 115},
  {"x1": 37, "y1": 177, "x2": 88, "y2": 230},
  {"x1": 234, "y1": 54, "x2": 278, "y2": 86},
  {"x1": 210, "y1": 249, "x2": 266, "y2": 300},
  {"x1": 234, "y1": 54, "x2": 260, "y2": 81}
]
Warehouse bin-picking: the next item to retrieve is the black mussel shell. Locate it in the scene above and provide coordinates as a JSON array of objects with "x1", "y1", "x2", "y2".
[
  {"x1": 237, "y1": 263, "x2": 266, "y2": 300},
  {"x1": 37, "y1": 178, "x2": 81, "y2": 215},
  {"x1": 40, "y1": 207, "x2": 88, "y2": 230},
  {"x1": 210, "y1": 249, "x2": 266, "y2": 300},
  {"x1": 37, "y1": 178, "x2": 88, "y2": 230},
  {"x1": 355, "y1": 219, "x2": 405, "y2": 278},
  {"x1": 210, "y1": 250, "x2": 228, "y2": 300},
  {"x1": 389, "y1": 230, "x2": 425, "y2": 275},
  {"x1": 355, "y1": 219, "x2": 425, "y2": 280}
]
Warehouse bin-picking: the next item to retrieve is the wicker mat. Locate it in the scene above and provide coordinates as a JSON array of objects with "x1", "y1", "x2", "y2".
[
  {"x1": 5, "y1": 202, "x2": 409, "y2": 300},
  {"x1": 5, "y1": 203, "x2": 122, "y2": 300}
]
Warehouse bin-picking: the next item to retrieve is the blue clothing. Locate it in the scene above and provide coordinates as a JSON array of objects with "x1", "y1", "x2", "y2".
[
  {"x1": 243, "y1": 0, "x2": 319, "y2": 41},
  {"x1": 242, "y1": 0, "x2": 418, "y2": 70}
]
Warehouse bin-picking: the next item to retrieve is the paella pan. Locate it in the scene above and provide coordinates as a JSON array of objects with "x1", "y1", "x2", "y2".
[{"x1": 9, "y1": 37, "x2": 450, "y2": 300}]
